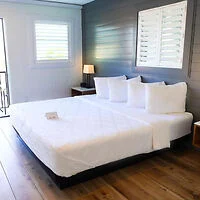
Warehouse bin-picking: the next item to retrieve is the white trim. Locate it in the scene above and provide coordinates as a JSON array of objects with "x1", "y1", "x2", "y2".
[
  {"x1": 0, "y1": 0, "x2": 82, "y2": 9},
  {"x1": 139, "y1": 1, "x2": 187, "y2": 14}
]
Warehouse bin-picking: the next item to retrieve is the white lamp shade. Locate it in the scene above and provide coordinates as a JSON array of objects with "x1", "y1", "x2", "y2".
[{"x1": 83, "y1": 65, "x2": 95, "y2": 74}]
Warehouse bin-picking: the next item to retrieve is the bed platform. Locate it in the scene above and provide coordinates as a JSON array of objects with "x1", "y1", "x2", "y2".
[
  {"x1": 10, "y1": 95, "x2": 193, "y2": 189},
  {"x1": 15, "y1": 126, "x2": 189, "y2": 189}
]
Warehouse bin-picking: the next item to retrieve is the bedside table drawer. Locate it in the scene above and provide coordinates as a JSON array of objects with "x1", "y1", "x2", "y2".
[
  {"x1": 71, "y1": 89, "x2": 82, "y2": 97},
  {"x1": 82, "y1": 90, "x2": 96, "y2": 96},
  {"x1": 193, "y1": 124, "x2": 200, "y2": 148},
  {"x1": 71, "y1": 87, "x2": 96, "y2": 97}
]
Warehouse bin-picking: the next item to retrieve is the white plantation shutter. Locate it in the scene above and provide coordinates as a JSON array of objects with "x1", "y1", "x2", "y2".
[
  {"x1": 35, "y1": 22, "x2": 69, "y2": 62},
  {"x1": 160, "y1": 3, "x2": 187, "y2": 67},
  {"x1": 137, "y1": 1, "x2": 187, "y2": 68},
  {"x1": 137, "y1": 10, "x2": 160, "y2": 66}
]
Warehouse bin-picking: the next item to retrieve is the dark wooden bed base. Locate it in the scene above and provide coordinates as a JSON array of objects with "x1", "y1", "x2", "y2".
[{"x1": 13, "y1": 126, "x2": 190, "y2": 189}]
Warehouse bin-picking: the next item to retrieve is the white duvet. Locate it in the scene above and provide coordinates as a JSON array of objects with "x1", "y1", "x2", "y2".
[{"x1": 10, "y1": 95, "x2": 193, "y2": 177}]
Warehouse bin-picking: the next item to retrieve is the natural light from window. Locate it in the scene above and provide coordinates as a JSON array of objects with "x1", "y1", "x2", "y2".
[
  {"x1": 0, "y1": 19, "x2": 6, "y2": 72},
  {"x1": 35, "y1": 22, "x2": 69, "y2": 62},
  {"x1": 136, "y1": 1, "x2": 187, "y2": 68}
]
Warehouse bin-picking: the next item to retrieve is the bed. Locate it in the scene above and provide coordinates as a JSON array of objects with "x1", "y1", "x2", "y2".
[{"x1": 10, "y1": 94, "x2": 193, "y2": 188}]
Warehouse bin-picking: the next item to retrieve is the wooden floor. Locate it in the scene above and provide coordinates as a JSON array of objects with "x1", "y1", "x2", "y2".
[{"x1": 0, "y1": 118, "x2": 200, "y2": 200}]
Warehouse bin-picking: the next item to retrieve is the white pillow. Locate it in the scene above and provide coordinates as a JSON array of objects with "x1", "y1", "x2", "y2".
[
  {"x1": 108, "y1": 76, "x2": 141, "y2": 102},
  {"x1": 94, "y1": 75, "x2": 126, "y2": 99},
  {"x1": 146, "y1": 82, "x2": 187, "y2": 114},
  {"x1": 127, "y1": 81, "x2": 165, "y2": 108}
]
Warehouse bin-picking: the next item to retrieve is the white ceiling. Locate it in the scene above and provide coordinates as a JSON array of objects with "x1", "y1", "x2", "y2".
[
  {"x1": 37, "y1": 0, "x2": 95, "y2": 5},
  {"x1": 0, "y1": 0, "x2": 95, "y2": 6}
]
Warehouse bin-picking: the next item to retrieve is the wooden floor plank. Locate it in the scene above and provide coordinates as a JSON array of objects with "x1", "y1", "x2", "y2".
[
  {"x1": 0, "y1": 162, "x2": 15, "y2": 200},
  {"x1": 63, "y1": 184, "x2": 89, "y2": 199},
  {"x1": 164, "y1": 150, "x2": 200, "y2": 172},
  {"x1": 78, "y1": 186, "x2": 127, "y2": 200},
  {"x1": 143, "y1": 167, "x2": 194, "y2": 199},
  {"x1": 0, "y1": 127, "x2": 43, "y2": 200},
  {"x1": 154, "y1": 155, "x2": 200, "y2": 186},
  {"x1": 122, "y1": 170, "x2": 184, "y2": 200},
  {"x1": 140, "y1": 157, "x2": 200, "y2": 200},
  {"x1": 104, "y1": 169, "x2": 157, "y2": 200},
  {"x1": 80, "y1": 177, "x2": 128, "y2": 200}
]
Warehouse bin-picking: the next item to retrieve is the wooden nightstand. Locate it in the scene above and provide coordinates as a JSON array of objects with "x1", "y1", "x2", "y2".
[
  {"x1": 193, "y1": 122, "x2": 200, "y2": 148},
  {"x1": 71, "y1": 87, "x2": 96, "y2": 97}
]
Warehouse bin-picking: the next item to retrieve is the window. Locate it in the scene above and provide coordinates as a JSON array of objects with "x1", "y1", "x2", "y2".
[
  {"x1": 0, "y1": 18, "x2": 9, "y2": 109},
  {"x1": 35, "y1": 21, "x2": 69, "y2": 63},
  {"x1": 136, "y1": 1, "x2": 187, "y2": 68},
  {"x1": 0, "y1": 19, "x2": 6, "y2": 72}
]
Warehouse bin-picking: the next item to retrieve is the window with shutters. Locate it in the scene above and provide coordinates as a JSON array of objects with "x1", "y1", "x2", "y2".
[
  {"x1": 136, "y1": 1, "x2": 187, "y2": 68},
  {"x1": 34, "y1": 21, "x2": 71, "y2": 66}
]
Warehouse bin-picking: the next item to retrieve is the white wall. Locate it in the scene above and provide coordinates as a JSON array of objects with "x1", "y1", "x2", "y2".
[{"x1": 0, "y1": 2, "x2": 82, "y2": 104}]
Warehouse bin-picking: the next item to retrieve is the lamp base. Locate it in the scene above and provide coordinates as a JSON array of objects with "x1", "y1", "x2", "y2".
[
  {"x1": 80, "y1": 82, "x2": 87, "y2": 87},
  {"x1": 85, "y1": 74, "x2": 92, "y2": 88},
  {"x1": 85, "y1": 84, "x2": 92, "y2": 89}
]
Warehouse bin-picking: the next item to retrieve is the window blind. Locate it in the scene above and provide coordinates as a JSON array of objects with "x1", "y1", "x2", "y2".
[
  {"x1": 35, "y1": 22, "x2": 69, "y2": 62},
  {"x1": 136, "y1": 1, "x2": 187, "y2": 68},
  {"x1": 137, "y1": 10, "x2": 160, "y2": 66}
]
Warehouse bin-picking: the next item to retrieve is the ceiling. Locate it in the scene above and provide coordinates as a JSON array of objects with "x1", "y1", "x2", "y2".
[
  {"x1": 0, "y1": 0, "x2": 95, "y2": 6},
  {"x1": 37, "y1": 0, "x2": 95, "y2": 5}
]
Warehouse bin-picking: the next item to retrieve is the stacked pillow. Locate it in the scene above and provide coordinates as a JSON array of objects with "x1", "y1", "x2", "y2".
[
  {"x1": 145, "y1": 82, "x2": 187, "y2": 114},
  {"x1": 127, "y1": 82, "x2": 165, "y2": 108},
  {"x1": 94, "y1": 75, "x2": 141, "y2": 100},
  {"x1": 94, "y1": 75, "x2": 187, "y2": 114},
  {"x1": 108, "y1": 76, "x2": 141, "y2": 102},
  {"x1": 94, "y1": 75, "x2": 127, "y2": 99}
]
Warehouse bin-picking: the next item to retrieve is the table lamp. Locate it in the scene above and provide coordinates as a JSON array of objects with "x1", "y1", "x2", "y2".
[{"x1": 83, "y1": 64, "x2": 95, "y2": 88}]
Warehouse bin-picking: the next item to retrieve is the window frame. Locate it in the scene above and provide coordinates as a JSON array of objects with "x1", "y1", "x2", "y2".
[
  {"x1": 136, "y1": 1, "x2": 187, "y2": 69},
  {"x1": 33, "y1": 19, "x2": 73, "y2": 68}
]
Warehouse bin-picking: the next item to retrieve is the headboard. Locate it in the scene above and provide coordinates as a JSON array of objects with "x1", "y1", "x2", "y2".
[{"x1": 127, "y1": 71, "x2": 187, "y2": 85}]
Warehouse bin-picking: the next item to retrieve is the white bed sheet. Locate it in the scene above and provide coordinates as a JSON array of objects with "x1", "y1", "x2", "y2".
[
  {"x1": 10, "y1": 95, "x2": 193, "y2": 177},
  {"x1": 81, "y1": 95, "x2": 193, "y2": 142}
]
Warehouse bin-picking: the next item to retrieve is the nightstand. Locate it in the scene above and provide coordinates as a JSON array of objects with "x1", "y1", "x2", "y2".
[
  {"x1": 71, "y1": 87, "x2": 96, "y2": 97},
  {"x1": 193, "y1": 122, "x2": 200, "y2": 148}
]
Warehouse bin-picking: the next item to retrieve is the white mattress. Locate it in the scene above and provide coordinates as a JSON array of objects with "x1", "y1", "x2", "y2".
[{"x1": 10, "y1": 95, "x2": 193, "y2": 177}]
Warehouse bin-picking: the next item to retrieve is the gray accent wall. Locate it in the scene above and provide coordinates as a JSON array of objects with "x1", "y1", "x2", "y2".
[{"x1": 82, "y1": 0, "x2": 200, "y2": 120}]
